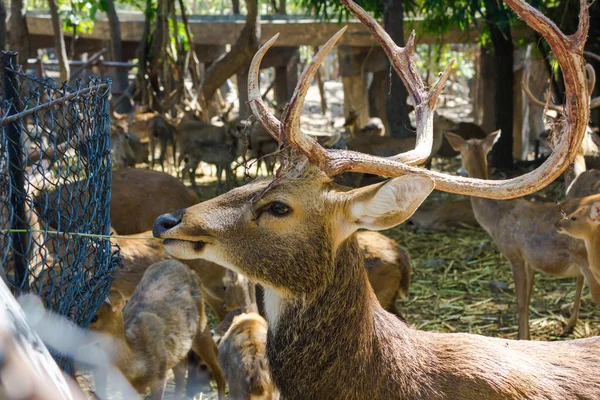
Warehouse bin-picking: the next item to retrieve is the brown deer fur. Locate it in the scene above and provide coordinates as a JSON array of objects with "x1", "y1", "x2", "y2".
[
  {"x1": 216, "y1": 273, "x2": 278, "y2": 400},
  {"x1": 218, "y1": 312, "x2": 278, "y2": 400},
  {"x1": 111, "y1": 169, "x2": 198, "y2": 234},
  {"x1": 112, "y1": 111, "x2": 156, "y2": 140},
  {"x1": 566, "y1": 169, "x2": 600, "y2": 199},
  {"x1": 154, "y1": 159, "x2": 600, "y2": 399},
  {"x1": 88, "y1": 260, "x2": 226, "y2": 400},
  {"x1": 109, "y1": 228, "x2": 230, "y2": 320},
  {"x1": 556, "y1": 202, "x2": 600, "y2": 282},
  {"x1": 219, "y1": 232, "x2": 411, "y2": 318},
  {"x1": 445, "y1": 131, "x2": 600, "y2": 338},
  {"x1": 358, "y1": 231, "x2": 411, "y2": 318},
  {"x1": 38, "y1": 169, "x2": 197, "y2": 235},
  {"x1": 408, "y1": 198, "x2": 478, "y2": 232}
]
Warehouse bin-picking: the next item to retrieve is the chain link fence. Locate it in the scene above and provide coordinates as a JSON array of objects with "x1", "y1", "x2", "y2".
[{"x1": 0, "y1": 52, "x2": 120, "y2": 368}]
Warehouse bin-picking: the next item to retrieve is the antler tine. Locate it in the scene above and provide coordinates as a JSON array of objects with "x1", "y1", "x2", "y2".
[
  {"x1": 584, "y1": 50, "x2": 600, "y2": 63},
  {"x1": 281, "y1": 27, "x2": 347, "y2": 164},
  {"x1": 248, "y1": 34, "x2": 283, "y2": 142},
  {"x1": 317, "y1": 0, "x2": 590, "y2": 199},
  {"x1": 339, "y1": 0, "x2": 454, "y2": 165},
  {"x1": 586, "y1": 64, "x2": 600, "y2": 109},
  {"x1": 521, "y1": 68, "x2": 563, "y2": 113}
]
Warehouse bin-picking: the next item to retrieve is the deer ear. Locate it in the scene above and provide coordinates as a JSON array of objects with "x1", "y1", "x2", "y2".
[
  {"x1": 346, "y1": 175, "x2": 434, "y2": 232},
  {"x1": 481, "y1": 130, "x2": 502, "y2": 154},
  {"x1": 444, "y1": 132, "x2": 468, "y2": 153},
  {"x1": 590, "y1": 202, "x2": 600, "y2": 223}
]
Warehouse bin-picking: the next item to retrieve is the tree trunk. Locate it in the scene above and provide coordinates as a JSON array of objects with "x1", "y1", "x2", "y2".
[
  {"x1": 586, "y1": 1, "x2": 600, "y2": 126},
  {"x1": 232, "y1": 0, "x2": 240, "y2": 15},
  {"x1": 278, "y1": 0, "x2": 286, "y2": 14},
  {"x1": 201, "y1": 0, "x2": 260, "y2": 101},
  {"x1": 48, "y1": 0, "x2": 70, "y2": 82},
  {"x1": 484, "y1": 0, "x2": 514, "y2": 170},
  {"x1": 10, "y1": 0, "x2": 30, "y2": 64},
  {"x1": 0, "y1": 0, "x2": 6, "y2": 50},
  {"x1": 135, "y1": 0, "x2": 152, "y2": 105},
  {"x1": 105, "y1": 0, "x2": 130, "y2": 111},
  {"x1": 237, "y1": 66, "x2": 250, "y2": 117},
  {"x1": 179, "y1": 0, "x2": 201, "y2": 87},
  {"x1": 383, "y1": 0, "x2": 412, "y2": 138},
  {"x1": 369, "y1": 70, "x2": 391, "y2": 135}
]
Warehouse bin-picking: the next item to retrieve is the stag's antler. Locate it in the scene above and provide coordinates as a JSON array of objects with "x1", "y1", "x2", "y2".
[
  {"x1": 521, "y1": 69, "x2": 563, "y2": 114},
  {"x1": 249, "y1": 24, "x2": 453, "y2": 165},
  {"x1": 523, "y1": 63, "x2": 598, "y2": 112},
  {"x1": 249, "y1": 0, "x2": 590, "y2": 199}
]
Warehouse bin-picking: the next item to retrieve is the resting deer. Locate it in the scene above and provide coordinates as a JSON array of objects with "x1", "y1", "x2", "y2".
[
  {"x1": 111, "y1": 124, "x2": 148, "y2": 169},
  {"x1": 88, "y1": 260, "x2": 226, "y2": 400},
  {"x1": 408, "y1": 198, "x2": 478, "y2": 232},
  {"x1": 154, "y1": 0, "x2": 600, "y2": 398},
  {"x1": 37, "y1": 168, "x2": 198, "y2": 235},
  {"x1": 358, "y1": 231, "x2": 411, "y2": 318},
  {"x1": 216, "y1": 273, "x2": 279, "y2": 400},
  {"x1": 556, "y1": 202, "x2": 600, "y2": 282}
]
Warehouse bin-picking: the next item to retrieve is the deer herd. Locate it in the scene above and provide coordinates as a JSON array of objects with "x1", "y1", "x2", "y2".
[{"x1": 11, "y1": 0, "x2": 600, "y2": 398}]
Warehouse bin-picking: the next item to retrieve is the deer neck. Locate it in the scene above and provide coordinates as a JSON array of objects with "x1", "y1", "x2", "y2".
[
  {"x1": 583, "y1": 230, "x2": 600, "y2": 274},
  {"x1": 264, "y1": 235, "x2": 410, "y2": 398},
  {"x1": 565, "y1": 153, "x2": 587, "y2": 195},
  {"x1": 464, "y1": 157, "x2": 509, "y2": 234}
]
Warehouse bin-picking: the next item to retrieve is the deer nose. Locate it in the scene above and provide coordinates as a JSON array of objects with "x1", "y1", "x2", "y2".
[{"x1": 153, "y1": 213, "x2": 182, "y2": 237}]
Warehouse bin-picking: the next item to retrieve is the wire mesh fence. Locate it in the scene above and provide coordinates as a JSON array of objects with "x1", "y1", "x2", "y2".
[{"x1": 0, "y1": 51, "x2": 120, "y2": 368}]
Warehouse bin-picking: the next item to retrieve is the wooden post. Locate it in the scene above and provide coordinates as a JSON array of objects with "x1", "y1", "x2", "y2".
[
  {"x1": 521, "y1": 43, "x2": 550, "y2": 159},
  {"x1": 513, "y1": 64, "x2": 524, "y2": 160},
  {"x1": 369, "y1": 70, "x2": 391, "y2": 136},
  {"x1": 237, "y1": 66, "x2": 250, "y2": 118},
  {"x1": 1, "y1": 51, "x2": 28, "y2": 291},
  {"x1": 338, "y1": 46, "x2": 370, "y2": 129},
  {"x1": 274, "y1": 65, "x2": 288, "y2": 106}
]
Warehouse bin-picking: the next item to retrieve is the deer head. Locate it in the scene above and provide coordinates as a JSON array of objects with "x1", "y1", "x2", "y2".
[
  {"x1": 555, "y1": 201, "x2": 600, "y2": 240},
  {"x1": 154, "y1": 0, "x2": 590, "y2": 302}
]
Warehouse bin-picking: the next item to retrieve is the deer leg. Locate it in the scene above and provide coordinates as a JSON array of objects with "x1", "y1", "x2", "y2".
[
  {"x1": 190, "y1": 162, "x2": 198, "y2": 190},
  {"x1": 226, "y1": 165, "x2": 234, "y2": 190},
  {"x1": 149, "y1": 375, "x2": 167, "y2": 400},
  {"x1": 192, "y1": 325, "x2": 226, "y2": 400},
  {"x1": 159, "y1": 136, "x2": 168, "y2": 172},
  {"x1": 511, "y1": 260, "x2": 534, "y2": 340},
  {"x1": 173, "y1": 360, "x2": 187, "y2": 400},
  {"x1": 563, "y1": 275, "x2": 584, "y2": 335},
  {"x1": 580, "y1": 266, "x2": 600, "y2": 305},
  {"x1": 171, "y1": 138, "x2": 177, "y2": 177},
  {"x1": 150, "y1": 137, "x2": 156, "y2": 169},
  {"x1": 216, "y1": 164, "x2": 223, "y2": 193}
]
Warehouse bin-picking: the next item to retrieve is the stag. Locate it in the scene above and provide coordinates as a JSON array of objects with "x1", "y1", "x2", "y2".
[{"x1": 154, "y1": 0, "x2": 598, "y2": 398}]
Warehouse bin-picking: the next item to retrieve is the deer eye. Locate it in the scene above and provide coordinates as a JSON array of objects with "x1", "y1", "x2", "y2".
[
  {"x1": 570, "y1": 217, "x2": 577, "y2": 221},
  {"x1": 269, "y1": 201, "x2": 291, "y2": 216}
]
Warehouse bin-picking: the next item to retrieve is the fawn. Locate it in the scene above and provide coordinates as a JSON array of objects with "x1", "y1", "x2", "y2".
[
  {"x1": 556, "y1": 202, "x2": 600, "y2": 282},
  {"x1": 88, "y1": 260, "x2": 226, "y2": 399},
  {"x1": 217, "y1": 273, "x2": 279, "y2": 399}
]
